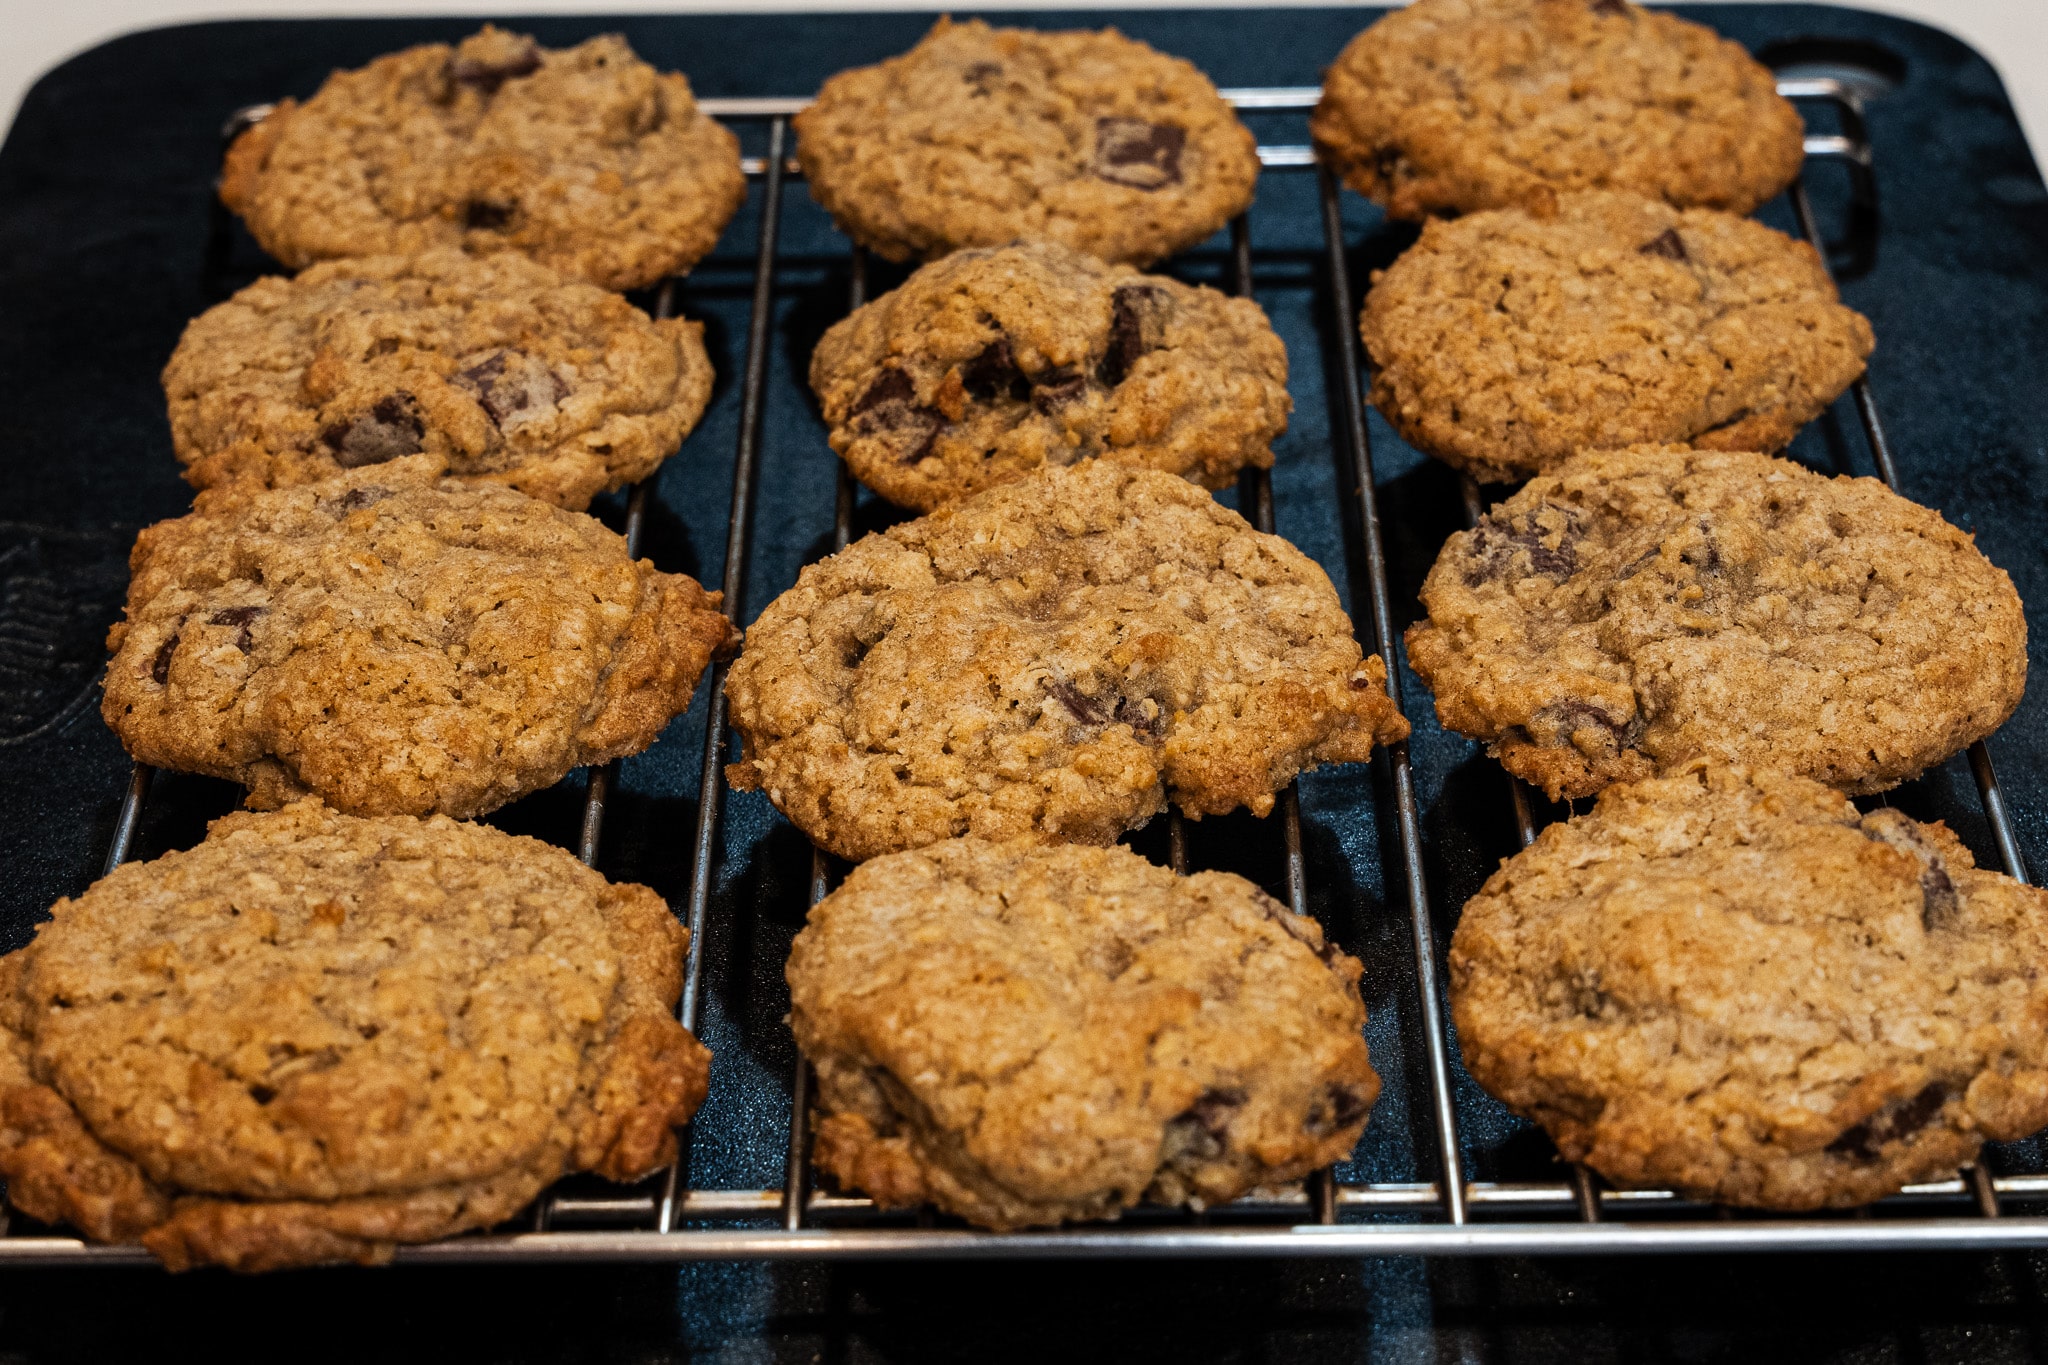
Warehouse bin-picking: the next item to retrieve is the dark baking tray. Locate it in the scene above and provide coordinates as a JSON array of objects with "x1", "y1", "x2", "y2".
[{"x1": 0, "y1": 3, "x2": 2044, "y2": 1269}]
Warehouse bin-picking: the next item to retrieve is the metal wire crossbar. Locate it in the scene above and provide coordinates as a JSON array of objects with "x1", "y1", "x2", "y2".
[{"x1": 13, "y1": 76, "x2": 2043, "y2": 1265}]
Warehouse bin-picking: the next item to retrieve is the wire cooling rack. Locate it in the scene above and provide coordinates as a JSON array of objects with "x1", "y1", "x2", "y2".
[{"x1": 6, "y1": 69, "x2": 2046, "y2": 1265}]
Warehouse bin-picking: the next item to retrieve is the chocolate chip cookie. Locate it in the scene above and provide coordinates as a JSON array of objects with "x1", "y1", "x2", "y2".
[
  {"x1": 1362, "y1": 191, "x2": 1874, "y2": 482},
  {"x1": 164, "y1": 250, "x2": 716, "y2": 510},
  {"x1": 1405, "y1": 446, "x2": 2028, "y2": 801},
  {"x1": 1452, "y1": 762, "x2": 2048, "y2": 1209},
  {"x1": 103, "y1": 458, "x2": 738, "y2": 819},
  {"x1": 725, "y1": 462, "x2": 1407, "y2": 862},
  {"x1": 220, "y1": 27, "x2": 745, "y2": 291},
  {"x1": 0, "y1": 798, "x2": 710, "y2": 1271},
  {"x1": 1313, "y1": 0, "x2": 1805, "y2": 219},
  {"x1": 789, "y1": 837, "x2": 1377, "y2": 1228},
  {"x1": 794, "y1": 19, "x2": 1259, "y2": 266},
  {"x1": 811, "y1": 240, "x2": 1290, "y2": 511}
]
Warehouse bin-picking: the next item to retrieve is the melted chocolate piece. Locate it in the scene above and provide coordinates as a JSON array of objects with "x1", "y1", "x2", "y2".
[
  {"x1": 324, "y1": 486, "x2": 393, "y2": 515},
  {"x1": 1590, "y1": 0, "x2": 1630, "y2": 15},
  {"x1": 1861, "y1": 813, "x2": 1964, "y2": 929},
  {"x1": 1827, "y1": 1082, "x2": 1949, "y2": 1161},
  {"x1": 1463, "y1": 507, "x2": 1582, "y2": 584},
  {"x1": 1094, "y1": 118, "x2": 1187, "y2": 191},
  {"x1": 849, "y1": 369, "x2": 947, "y2": 464},
  {"x1": 1305, "y1": 1081, "x2": 1372, "y2": 1136},
  {"x1": 1248, "y1": 890, "x2": 1342, "y2": 966},
  {"x1": 1097, "y1": 285, "x2": 1165, "y2": 387},
  {"x1": 464, "y1": 199, "x2": 515, "y2": 230},
  {"x1": 455, "y1": 350, "x2": 569, "y2": 428},
  {"x1": 1047, "y1": 678, "x2": 1107, "y2": 726},
  {"x1": 449, "y1": 42, "x2": 542, "y2": 95},
  {"x1": 1639, "y1": 228, "x2": 1688, "y2": 261},
  {"x1": 321, "y1": 393, "x2": 424, "y2": 468},
  {"x1": 1534, "y1": 699, "x2": 1644, "y2": 753},
  {"x1": 247, "y1": 1084, "x2": 278, "y2": 1106},
  {"x1": 150, "y1": 634, "x2": 179, "y2": 686},
  {"x1": 961, "y1": 337, "x2": 1030, "y2": 403},
  {"x1": 1697, "y1": 407, "x2": 1755, "y2": 437},
  {"x1": 207, "y1": 605, "x2": 265, "y2": 653},
  {"x1": 1031, "y1": 369, "x2": 1088, "y2": 413},
  {"x1": 1371, "y1": 145, "x2": 1407, "y2": 183},
  {"x1": 962, "y1": 61, "x2": 1004, "y2": 96},
  {"x1": 1111, "y1": 694, "x2": 1165, "y2": 739},
  {"x1": 1166, "y1": 1087, "x2": 1246, "y2": 1159}
]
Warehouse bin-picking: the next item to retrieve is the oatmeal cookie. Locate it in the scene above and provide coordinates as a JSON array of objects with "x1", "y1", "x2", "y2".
[
  {"x1": 790, "y1": 837, "x2": 1377, "y2": 1227},
  {"x1": 725, "y1": 462, "x2": 1406, "y2": 861},
  {"x1": 1451, "y1": 763, "x2": 2048, "y2": 1209},
  {"x1": 1405, "y1": 446, "x2": 2028, "y2": 801},
  {"x1": 163, "y1": 250, "x2": 715, "y2": 510},
  {"x1": 219, "y1": 27, "x2": 745, "y2": 290},
  {"x1": 0, "y1": 799, "x2": 710, "y2": 1271},
  {"x1": 811, "y1": 240, "x2": 1290, "y2": 511},
  {"x1": 1362, "y1": 191, "x2": 1874, "y2": 482},
  {"x1": 103, "y1": 457, "x2": 738, "y2": 819},
  {"x1": 794, "y1": 19, "x2": 1258, "y2": 266},
  {"x1": 1312, "y1": 0, "x2": 1804, "y2": 219}
]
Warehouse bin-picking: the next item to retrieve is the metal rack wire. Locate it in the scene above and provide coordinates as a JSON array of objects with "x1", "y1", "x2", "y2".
[{"x1": 11, "y1": 74, "x2": 2047, "y2": 1265}]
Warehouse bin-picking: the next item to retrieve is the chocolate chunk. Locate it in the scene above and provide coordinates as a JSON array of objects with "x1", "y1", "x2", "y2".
[
  {"x1": 322, "y1": 393, "x2": 424, "y2": 468},
  {"x1": 1165, "y1": 1087, "x2": 1246, "y2": 1159},
  {"x1": 1463, "y1": 507, "x2": 1582, "y2": 584},
  {"x1": 1371, "y1": 145, "x2": 1407, "y2": 185},
  {"x1": 207, "y1": 605, "x2": 265, "y2": 653},
  {"x1": 463, "y1": 199, "x2": 515, "y2": 230},
  {"x1": 1047, "y1": 678, "x2": 1107, "y2": 726},
  {"x1": 1097, "y1": 285, "x2": 1165, "y2": 387},
  {"x1": 852, "y1": 368, "x2": 915, "y2": 416},
  {"x1": 1112, "y1": 694, "x2": 1165, "y2": 739},
  {"x1": 247, "y1": 1084, "x2": 278, "y2": 1106},
  {"x1": 849, "y1": 368, "x2": 947, "y2": 464},
  {"x1": 1615, "y1": 547, "x2": 1661, "y2": 581},
  {"x1": 449, "y1": 41, "x2": 542, "y2": 94},
  {"x1": 1031, "y1": 369, "x2": 1088, "y2": 413},
  {"x1": 1534, "y1": 699, "x2": 1644, "y2": 753},
  {"x1": 323, "y1": 486, "x2": 393, "y2": 515},
  {"x1": 1094, "y1": 118, "x2": 1186, "y2": 191},
  {"x1": 1639, "y1": 228, "x2": 1688, "y2": 261},
  {"x1": 1827, "y1": 1082, "x2": 1949, "y2": 1161},
  {"x1": 962, "y1": 61, "x2": 1004, "y2": 96},
  {"x1": 1681, "y1": 519, "x2": 1724, "y2": 576},
  {"x1": 1305, "y1": 1080, "x2": 1371, "y2": 1135},
  {"x1": 961, "y1": 337, "x2": 1030, "y2": 403},
  {"x1": 150, "y1": 634, "x2": 179, "y2": 686},
  {"x1": 454, "y1": 349, "x2": 569, "y2": 428},
  {"x1": 1860, "y1": 812, "x2": 1964, "y2": 929},
  {"x1": 1590, "y1": 0, "x2": 1630, "y2": 15}
]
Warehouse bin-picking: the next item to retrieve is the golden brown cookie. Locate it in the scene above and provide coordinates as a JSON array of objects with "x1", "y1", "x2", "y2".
[
  {"x1": 0, "y1": 799, "x2": 709, "y2": 1271},
  {"x1": 220, "y1": 27, "x2": 745, "y2": 290},
  {"x1": 1313, "y1": 0, "x2": 1804, "y2": 219},
  {"x1": 1405, "y1": 446, "x2": 2029, "y2": 801},
  {"x1": 102, "y1": 458, "x2": 738, "y2": 819},
  {"x1": 794, "y1": 19, "x2": 1258, "y2": 266},
  {"x1": 811, "y1": 240, "x2": 1290, "y2": 511},
  {"x1": 725, "y1": 462, "x2": 1407, "y2": 861},
  {"x1": 163, "y1": 251, "x2": 715, "y2": 510},
  {"x1": 789, "y1": 837, "x2": 1377, "y2": 1228},
  {"x1": 1451, "y1": 763, "x2": 2048, "y2": 1209},
  {"x1": 1362, "y1": 192, "x2": 1874, "y2": 482}
]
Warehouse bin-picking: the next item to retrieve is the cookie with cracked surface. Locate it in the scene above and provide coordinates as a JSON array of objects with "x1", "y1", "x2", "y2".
[
  {"x1": 0, "y1": 798, "x2": 710, "y2": 1271},
  {"x1": 219, "y1": 27, "x2": 744, "y2": 290},
  {"x1": 1312, "y1": 0, "x2": 1804, "y2": 220},
  {"x1": 794, "y1": 19, "x2": 1258, "y2": 266},
  {"x1": 725, "y1": 462, "x2": 1407, "y2": 861},
  {"x1": 1362, "y1": 191, "x2": 1873, "y2": 483},
  {"x1": 102, "y1": 457, "x2": 738, "y2": 819},
  {"x1": 811, "y1": 240, "x2": 1290, "y2": 511},
  {"x1": 163, "y1": 251, "x2": 715, "y2": 511},
  {"x1": 1451, "y1": 763, "x2": 2048, "y2": 1209},
  {"x1": 789, "y1": 837, "x2": 1377, "y2": 1228},
  {"x1": 1405, "y1": 446, "x2": 2028, "y2": 801}
]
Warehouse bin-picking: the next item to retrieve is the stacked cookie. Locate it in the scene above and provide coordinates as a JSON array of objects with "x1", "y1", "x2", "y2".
[
  {"x1": 743, "y1": 20, "x2": 1409, "y2": 1228},
  {"x1": 1317, "y1": 0, "x2": 2038, "y2": 1208},
  {"x1": 0, "y1": 28, "x2": 750, "y2": 1270}
]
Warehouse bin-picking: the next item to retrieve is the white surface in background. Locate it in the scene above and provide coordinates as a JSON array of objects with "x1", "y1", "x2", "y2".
[{"x1": 4, "y1": 0, "x2": 2045, "y2": 162}]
